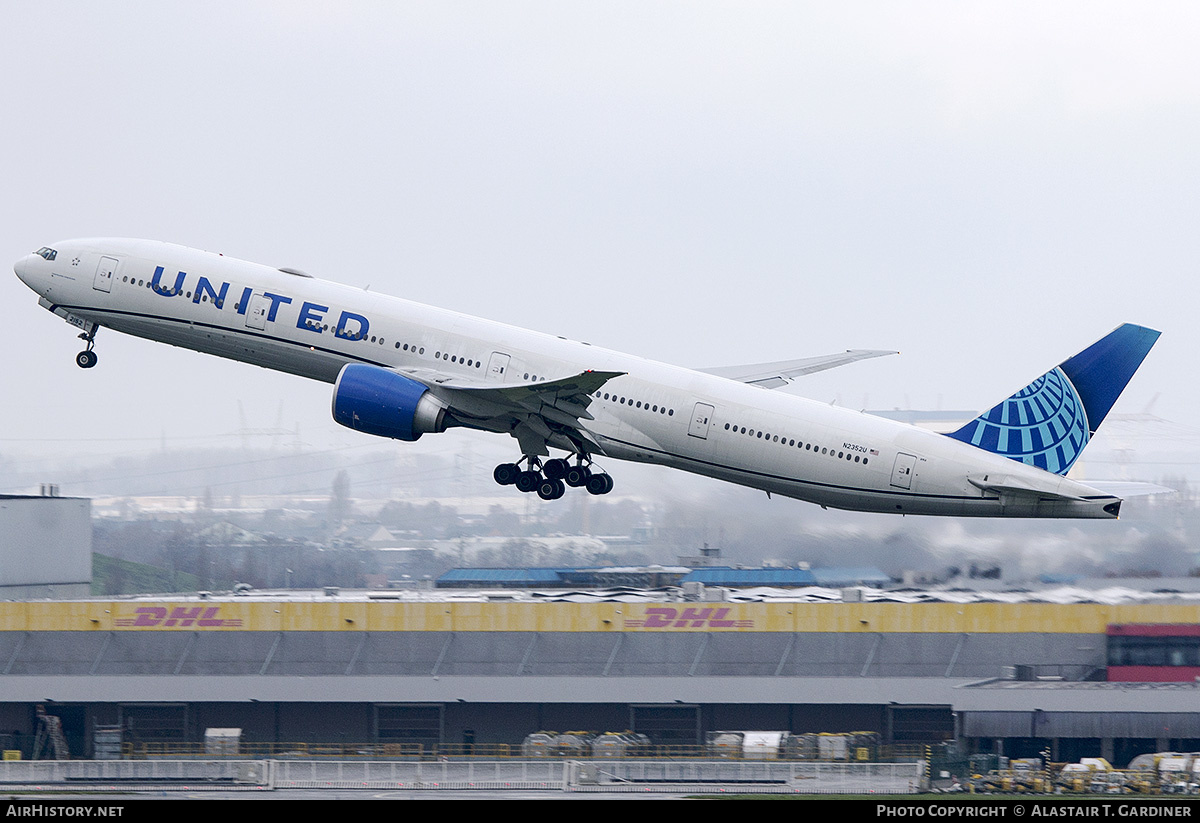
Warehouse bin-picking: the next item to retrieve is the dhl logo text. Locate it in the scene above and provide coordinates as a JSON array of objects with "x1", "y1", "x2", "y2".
[
  {"x1": 114, "y1": 606, "x2": 243, "y2": 628},
  {"x1": 623, "y1": 607, "x2": 753, "y2": 629}
]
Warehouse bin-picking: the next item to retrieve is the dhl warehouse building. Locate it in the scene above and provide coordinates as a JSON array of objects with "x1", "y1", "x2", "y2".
[
  {"x1": 3, "y1": 594, "x2": 1200, "y2": 764},
  {"x1": 3, "y1": 492, "x2": 1200, "y2": 764}
]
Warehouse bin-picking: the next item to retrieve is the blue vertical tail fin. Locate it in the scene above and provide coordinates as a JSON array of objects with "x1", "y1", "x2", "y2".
[{"x1": 946, "y1": 324, "x2": 1160, "y2": 475}]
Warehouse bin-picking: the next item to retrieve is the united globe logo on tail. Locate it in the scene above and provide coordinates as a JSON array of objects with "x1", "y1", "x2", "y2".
[{"x1": 950, "y1": 367, "x2": 1089, "y2": 475}]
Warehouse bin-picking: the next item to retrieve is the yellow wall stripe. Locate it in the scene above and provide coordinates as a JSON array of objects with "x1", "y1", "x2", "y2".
[{"x1": 0, "y1": 601, "x2": 1196, "y2": 633}]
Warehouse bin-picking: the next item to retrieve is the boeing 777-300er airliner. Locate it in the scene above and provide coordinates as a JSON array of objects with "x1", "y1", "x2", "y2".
[{"x1": 15, "y1": 239, "x2": 1161, "y2": 518}]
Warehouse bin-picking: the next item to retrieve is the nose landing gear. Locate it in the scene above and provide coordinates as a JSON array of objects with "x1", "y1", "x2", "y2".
[{"x1": 75, "y1": 327, "x2": 98, "y2": 369}]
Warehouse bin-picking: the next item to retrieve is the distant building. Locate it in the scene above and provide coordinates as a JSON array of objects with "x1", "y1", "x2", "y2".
[
  {"x1": 810, "y1": 567, "x2": 893, "y2": 588},
  {"x1": 0, "y1": 492, "x2": 91, "y2": 598},
  {"x1": 435, "y1": 564, "x2": 890, "y2": 590},
  {"x1": 676, "y1": 543, "x2": 723, "y2": 568},
  {"x1": 436, "y1": 566, "x2": 689, "y2": 589},
  {"x1": 681, "y1": 567, "x2": 819, "y2": 587}
]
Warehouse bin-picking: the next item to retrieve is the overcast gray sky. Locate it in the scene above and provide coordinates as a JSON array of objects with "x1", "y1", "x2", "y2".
[{"x1": 2, "y1": 2, "x2": 1197, "y2": 484}]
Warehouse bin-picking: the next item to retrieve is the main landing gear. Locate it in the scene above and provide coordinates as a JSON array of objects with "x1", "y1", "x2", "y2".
[
  {"x1": 493, "y1": 456, "x2": 614, "y2": 500},
  {"x1": 75, "y1": 327, "x2": 98, "y2": 369}
]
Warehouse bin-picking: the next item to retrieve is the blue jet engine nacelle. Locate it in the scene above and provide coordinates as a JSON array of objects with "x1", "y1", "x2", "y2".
[{"x1": 331, "y1": 364, "x2": 448, "y2": 441}]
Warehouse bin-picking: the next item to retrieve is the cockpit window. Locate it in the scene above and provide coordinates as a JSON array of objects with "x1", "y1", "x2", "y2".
[{"x1": 36, "y1": 247, "x2": 57, "y2": 261}]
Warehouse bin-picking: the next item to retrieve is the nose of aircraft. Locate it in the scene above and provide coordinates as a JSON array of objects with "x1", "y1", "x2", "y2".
[{"x1": 14, "y1": 253, "x2": 40, "y2": 292}]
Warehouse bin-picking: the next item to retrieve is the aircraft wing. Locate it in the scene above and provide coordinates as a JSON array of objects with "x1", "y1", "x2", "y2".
[
  {"x1": 393, "y1": 367, "x2": 624, "y2": 456},
  {"x1": 698, "y1": 350, "x2": 898, "y2": 389}
]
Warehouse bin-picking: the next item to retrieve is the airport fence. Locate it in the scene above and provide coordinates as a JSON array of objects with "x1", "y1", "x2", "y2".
[
  {"x1": 569, "y1": 760, "x2": 926, "y2": 794},
  {"x1": 4, "y1": 758, "x2": 1198, "y2": 795},
  {"x1": 272, "y1": 758, "x2": 568, "y2": 790},
  {"x1": 0, "y1": 758, "x2": 268, "y2": 789},
  {"x1": 0, "y1": 758, "x2": 926, "y2": 794}
]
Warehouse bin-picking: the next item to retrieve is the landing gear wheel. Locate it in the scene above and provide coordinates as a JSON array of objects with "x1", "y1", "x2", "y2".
[
  {"x1": 586, "y1": 473, "x2": 614, "y2": 495},
  {"x1": 564, "y1": 465, "x2": 592, "y2": 488},
  {"x1": 515, "y1": 470, "x2": 542, "y2": 493},
  {"x1": 542, "y1": 458, "x2": 569, "y2": 480},
  {"x1": 76, "y1": 327, "x2": 98, "y2": 369},
  {"x1": 493, "y1": 463, "x2": 520, "y2": 485},
  {"x1": 537, "y1": 478, "x2": 566, "y2": 500}
]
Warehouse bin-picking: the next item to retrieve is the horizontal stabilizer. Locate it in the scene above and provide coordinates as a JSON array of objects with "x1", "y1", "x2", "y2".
[
  {"x1": 700, "y1": 350, "x2": 897, "y2": 389},
  {"x1": 967, "y1": 474, "x2": 1086, "y2": 501},
  {"x1": 1077, "y1": 480, "x2": 1175, "y2": 498}
]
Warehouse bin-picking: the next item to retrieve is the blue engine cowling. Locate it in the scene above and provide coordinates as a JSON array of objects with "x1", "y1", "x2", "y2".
[{"x1": 331, "y1": 364, "x2": 447, "y2": 441}]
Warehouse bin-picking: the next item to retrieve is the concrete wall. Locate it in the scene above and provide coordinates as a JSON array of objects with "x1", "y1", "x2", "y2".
[{"x1": 0, "y1": 630, "x2": 1102, "y2": 678}]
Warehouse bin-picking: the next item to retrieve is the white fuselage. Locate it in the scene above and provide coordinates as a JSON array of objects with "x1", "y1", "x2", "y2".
[{"x1": 16, "y1": 239, "x2": 1122, "y2": 518}]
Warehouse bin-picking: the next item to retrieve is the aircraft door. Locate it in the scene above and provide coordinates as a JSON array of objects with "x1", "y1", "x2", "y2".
[
  {"x1": 688, "y1": 402, "x2": 715, "y2": 439},
  {"x1": 93, "y1": 256, "x2": 118, "y2": 293},
  {"x1": 891, "y1": 453, "x2": 917, "y2": 489},
  {"x1": 486, "y1": 352, "x2": 510, "y2": 382},
  {"x1": 246, "y1": 294, "x2": 270, "y2": 330}
]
